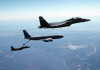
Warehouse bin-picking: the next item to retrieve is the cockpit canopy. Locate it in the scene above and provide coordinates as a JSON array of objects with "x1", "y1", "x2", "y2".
[{"x1": 67, "y1": 17, "x2": 82, "y2": 21}]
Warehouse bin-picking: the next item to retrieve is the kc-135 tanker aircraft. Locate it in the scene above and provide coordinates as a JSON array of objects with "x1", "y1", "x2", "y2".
[
  {"x1": 23, "y1": 30, "x2": 64, "y2": 45},
  {"x1": 39, "y1": 16, "x2": 90, "y2": 28}
]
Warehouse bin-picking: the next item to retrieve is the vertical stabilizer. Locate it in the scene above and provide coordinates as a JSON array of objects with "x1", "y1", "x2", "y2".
[
  {"x1": 39, "y1": 16, "x2": 50, "y2": 28},
  {"x1": 11, "y1": 46, "x2": 14, "y2": 50},
  {"x1": 23, "y1": 30, "x2": 31, "y2": 38}
]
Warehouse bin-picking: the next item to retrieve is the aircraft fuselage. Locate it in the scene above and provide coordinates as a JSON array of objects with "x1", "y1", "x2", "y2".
[{"x1": 28, "y1": 35, "x2": 64, "y2": 40}]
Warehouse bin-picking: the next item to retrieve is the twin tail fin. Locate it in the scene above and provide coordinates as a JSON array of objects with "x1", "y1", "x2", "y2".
[{"x1": 39, "y1": 16, "x2": 50, "y2": 28}]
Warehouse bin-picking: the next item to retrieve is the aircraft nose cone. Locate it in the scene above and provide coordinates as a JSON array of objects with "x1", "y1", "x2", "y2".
[
  {"x1": 86, "y1": 19, "x2": 90, "y2": 21},
  {"x1": 62, "y1": 35, "x2": 64, "y2": 37}
]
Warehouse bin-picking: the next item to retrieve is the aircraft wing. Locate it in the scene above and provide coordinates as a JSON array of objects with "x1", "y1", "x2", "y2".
[{"x1": 49, "y1": 21, "x2": 67, "y2": 26}]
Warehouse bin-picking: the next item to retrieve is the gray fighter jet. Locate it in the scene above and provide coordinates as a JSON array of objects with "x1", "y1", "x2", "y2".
[
  {"x1": 23, "y1": 30, "x2": 64, "y2": 43},
  {"x1": 11, "y1": 46, "x2": 30, "y2": 51},
  {"x1": 38, "y1": 16, "x2": 90, "y2": 28}
]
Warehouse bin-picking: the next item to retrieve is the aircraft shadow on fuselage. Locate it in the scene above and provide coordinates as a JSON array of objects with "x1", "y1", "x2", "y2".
[{"x1": 11, "y1": 46, "x2": 30, "y2": 51}]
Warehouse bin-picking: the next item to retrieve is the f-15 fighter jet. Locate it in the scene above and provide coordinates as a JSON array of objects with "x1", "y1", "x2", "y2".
[
  {"x1": 11, "y1": 46, "x2": 30, "y2": 51},
  {"x1": 38, "y1": 16, "x2": 90, "y2": 28}
]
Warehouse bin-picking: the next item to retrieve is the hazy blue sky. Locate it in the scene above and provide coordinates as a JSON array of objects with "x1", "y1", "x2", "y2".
[{"x1": 0, "y1": 0, "x2": 100, "y2": 21}]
